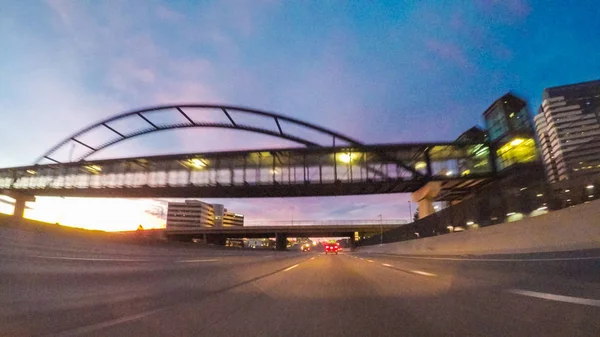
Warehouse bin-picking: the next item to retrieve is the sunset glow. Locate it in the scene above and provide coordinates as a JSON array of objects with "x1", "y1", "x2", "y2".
[{"x1": 0, "y1": 196, "x2": 165, "y2": 232}]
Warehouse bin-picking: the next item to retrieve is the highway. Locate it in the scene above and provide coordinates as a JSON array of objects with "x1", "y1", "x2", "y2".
[{"x1": 1, "y1": 227, "x2": 599, "y2": 336}]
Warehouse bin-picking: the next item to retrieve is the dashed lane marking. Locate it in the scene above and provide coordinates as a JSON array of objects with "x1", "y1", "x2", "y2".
[
  {"x1": 283, "y1": 264, "x2": 299, "y2": 272},
  {"x1": 410, "y1": 270, "x2": 437, "y2": 277},
  {"x1": 507, "y1": 289, "x2": 600, "y2": 307}
]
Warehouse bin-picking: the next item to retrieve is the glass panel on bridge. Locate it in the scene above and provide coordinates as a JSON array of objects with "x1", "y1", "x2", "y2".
[{"x1": 0, "y1": 143, "x2": 494, "y2": 199}]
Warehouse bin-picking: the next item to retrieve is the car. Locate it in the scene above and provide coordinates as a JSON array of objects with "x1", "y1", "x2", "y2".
[
  {"x1": 324, "y1": 243, "x2": 339, "y2": 254},
  {"x1": 301, "y1": 243, "x2": 311, "y2": 252}
]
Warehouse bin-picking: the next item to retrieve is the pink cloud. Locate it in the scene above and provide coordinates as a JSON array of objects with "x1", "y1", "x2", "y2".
[
  {"x1": 475, "y1": 0, "x2": 531, "y2": 21},
  {"x1": 504, "y1": 0, "x2": 531, "y2": 18},
  {"x1": 44, "y1": 0, "x2": 75, "y2": 27},
  {"x1": 155, "y1": 5, "x2": 184, "y2": 22},
  {"x1": 424, "y1": 39, "x2": 474, "y2": 70}
]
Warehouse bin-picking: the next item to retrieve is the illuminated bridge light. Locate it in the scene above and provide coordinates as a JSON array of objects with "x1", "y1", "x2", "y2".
[
  {"x1": 337, "y1": 153, "x2": 354, "y2": 163},
  {"x1": 510, "y1": 138, "x2": 524, "y2": 146},
  {"x1": 414, "y1": 161, "x2": 427, "y2": 170},
  {"x1": 190, "y1": 158, "x2": 206, "y2": 168},
  {"x1": 83, "y1": 165, "x2": 102, "y2": 174},
  {"x1": 181, "y1": 158, "x2": 208, "y2": 169}
]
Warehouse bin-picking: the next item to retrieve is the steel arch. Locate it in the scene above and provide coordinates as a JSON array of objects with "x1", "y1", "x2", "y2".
[{"x1": 35, "y1": 104, "x2": 363, "y2": 164}]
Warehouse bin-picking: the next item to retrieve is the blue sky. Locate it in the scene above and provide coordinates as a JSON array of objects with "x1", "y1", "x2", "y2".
[{"x1": 1, "y1": 1, "x2": 599, "y2": 229}]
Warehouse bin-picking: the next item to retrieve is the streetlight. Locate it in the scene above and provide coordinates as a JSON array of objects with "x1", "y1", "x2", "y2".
[
  {"x1": 378, "y1": 214, "x2": 383, "y2": 245},
  {"x1": 408, "y1": 201, "x2": 412, "y2": 223}
]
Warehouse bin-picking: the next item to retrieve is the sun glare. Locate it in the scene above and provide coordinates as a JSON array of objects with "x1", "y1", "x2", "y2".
[{"x1": 18, "y1": 197, "x2": 166, "y2": 232}]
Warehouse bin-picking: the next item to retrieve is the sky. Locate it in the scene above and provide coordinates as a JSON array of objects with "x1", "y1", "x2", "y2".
[{"x1": 1, "y1": 0, "x2": 599, "y2": 230}]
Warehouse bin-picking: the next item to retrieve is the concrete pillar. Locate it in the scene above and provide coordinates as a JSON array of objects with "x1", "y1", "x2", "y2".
[
  {"x1": 349, "y1": 235, "x2": 356, "y2": 251},
  {"x1": 1, "y1": 191, "x2": 35, "y2": 219},
  {"x1": 411, "y1": 181, "x2": 441, "y2": 219},
  {"x1": 275, "y1": 233, "x2": 288, "y2": 251},
  {"x1": 13, "y1": 199, "x2": 27, "y2": 218}
]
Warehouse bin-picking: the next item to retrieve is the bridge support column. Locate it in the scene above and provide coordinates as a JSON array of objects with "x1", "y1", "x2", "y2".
[
  {"x1": 275, "y1": 233, "x2": 288, "y2": 251},
  {"x1": 13, "y1": 199, "x2": 27, "y2": 218},
  {"x1": 349, "y1": 235, "x2": 356, "y2": 251},
  {"x1": 411, "y1": 182, "x2": 441, "y2": 219},
  {"x1": 0, "y1": 191, "x2": 35, "y2": 219}
]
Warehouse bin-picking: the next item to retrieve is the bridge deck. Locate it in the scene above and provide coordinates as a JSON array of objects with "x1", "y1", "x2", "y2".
[{"x1": 0, "y1": 143, "x2": 495, "y2": 201}]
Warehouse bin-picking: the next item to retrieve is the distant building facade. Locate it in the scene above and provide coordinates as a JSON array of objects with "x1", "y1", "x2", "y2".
[
  {"x1": 212, "y1": 203, "x2": 244, "y2": 228},
  {"x1": 534, "y1": 80, "x2": 600, "y2": 182},
  {"x1": 166, "y1": 200, "x2": 243, "y2": 231}
]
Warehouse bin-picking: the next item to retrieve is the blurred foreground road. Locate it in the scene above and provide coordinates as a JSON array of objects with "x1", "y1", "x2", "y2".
[{"x1": 1, "y1": 227, "x2": 599, "y2": 336}]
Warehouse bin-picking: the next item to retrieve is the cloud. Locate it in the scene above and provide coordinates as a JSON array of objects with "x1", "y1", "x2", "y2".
[
  {"x1": 45, "y1": 0, "x2": 74, "y2": 27},
  {"x1": 475, "y1": 0, "x2": 531, "y2": 22},
  {"x1": 424, "y1": 39, "x2": 474, "y2": 70},
  {"x1": 155, "y1": 5, "x2": 184, "y2": 22}
]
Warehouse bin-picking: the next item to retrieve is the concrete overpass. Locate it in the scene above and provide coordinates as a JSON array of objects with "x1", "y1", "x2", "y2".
[{"x1": 165, "y1": 223, "x2": 405, "y2": 250}]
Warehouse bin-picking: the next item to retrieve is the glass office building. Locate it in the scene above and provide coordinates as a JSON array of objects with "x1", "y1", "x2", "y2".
[{"x1": 482, "y1": 93, "x2": 539, "y2": 170}]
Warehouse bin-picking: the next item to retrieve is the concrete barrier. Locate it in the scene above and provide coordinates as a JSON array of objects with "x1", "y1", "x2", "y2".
[{"x1": 360, "y1": 199, "x2": 600, "y2": 255}]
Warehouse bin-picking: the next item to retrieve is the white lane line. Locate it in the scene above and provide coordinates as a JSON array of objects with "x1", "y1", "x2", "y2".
[
  {"x1": 410, "y1": 270, "x2": 437, "y2": 277},
  {"x1": 378, "y1": 263, "x2": 437, "y2": 277},
  {"x1": 379, "y1": 253, "x2": 600, "y2": 262},
  {"x1": 177, "y1": 259, "x2": 219, "y2": 263},
  {"x1": 31, "y1": 256, "x2": 147, "y2": 262},
  {"x1": 367, "y1": 260, "x2": 374, "y2": 263},
  {"x1": 51, "y1": 308, "x2": 165, "y2": 337},
  {"x1": 507, "y1": 289, "x2": 600, "y2": 307},
  {"x1": 283, "y1": 264, "x2": 299, "y2": 272}
]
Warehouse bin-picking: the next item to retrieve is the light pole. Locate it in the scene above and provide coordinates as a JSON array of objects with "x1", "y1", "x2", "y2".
[
  {"x1": 378, "y1": 214, "x2": 383, "y2": 245},
  {"x1": 408, "y1": 201, "x2": 413, "y2": 223}
]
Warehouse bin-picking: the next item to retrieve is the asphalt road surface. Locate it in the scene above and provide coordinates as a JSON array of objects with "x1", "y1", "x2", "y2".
[{"x1": 1, "y1": 227, "x2": 599, "y2": 336}]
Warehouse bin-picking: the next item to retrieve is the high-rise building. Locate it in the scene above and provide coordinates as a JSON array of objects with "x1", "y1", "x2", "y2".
[
  {"x1": 482, "y1": 93, "x2": 539, "y2": 170},
  {"x1": 166, "y1": 200, "x2": 214, "y2": 231},
  {"x1": 534, "y1": 108, "x2": 559, "y2": 182},
  {"x1": 223, "y1": 211, "x2": 244, "y2": 227},
  {"x1": 212, "y1": 204, "x2": 225, "y2": 228},
  {"x1": 166, "y1": 200, "x2": 244, "y2": 231},
  {"x1": 534, "y1": 80, "x2": 600, "y2": 181},
  {"x1": 211, "y1": 204, "x2": 245, "y2": 228}
]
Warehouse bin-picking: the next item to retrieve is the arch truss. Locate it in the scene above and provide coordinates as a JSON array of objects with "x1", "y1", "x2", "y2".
[{"x1": 36, "y1": 104, "x2": 364, "y2": 164}]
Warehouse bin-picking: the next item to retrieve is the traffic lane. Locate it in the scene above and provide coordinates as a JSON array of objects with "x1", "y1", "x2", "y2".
[
  {"x1": 88, "y1": 252, "x2": 600, "y2": 337},
  {"x1": 352, "y1": 251, "x2": 600, "y2": 300},
  {"x1": 0, "y1": 252, "x2": 311, "y2": 336}
]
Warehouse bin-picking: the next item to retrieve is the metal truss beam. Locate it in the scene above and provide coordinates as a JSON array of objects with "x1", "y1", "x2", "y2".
[{"x1": 35, "y1": 104, "x2": 363, "y2": 164}]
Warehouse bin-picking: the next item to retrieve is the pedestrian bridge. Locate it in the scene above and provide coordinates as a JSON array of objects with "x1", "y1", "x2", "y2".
[{"x1": 0, "y1": 104, "x2": 496, "y2": 217}]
